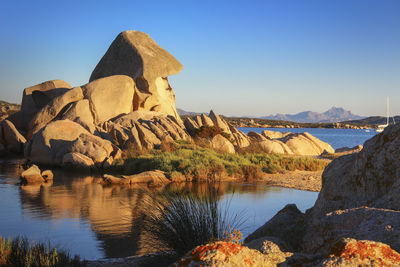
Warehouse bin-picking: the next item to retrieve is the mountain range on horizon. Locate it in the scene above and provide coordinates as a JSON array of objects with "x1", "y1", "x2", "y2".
[
  {"x1": 177, "y1": 107, "x2": 365, "y2": 123},
  {"x1": 260, "y1": 107, "x2": 365, "y2": 123}
]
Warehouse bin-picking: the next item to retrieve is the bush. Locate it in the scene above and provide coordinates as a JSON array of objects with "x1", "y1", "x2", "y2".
[
  {"x1": 0, "y1": 236, "x2": 82, "y2": 267},
  {"x1": 142, "y1": 184, "x2": 245, "y2": 257},
  {"x1": 113, "y1": 142, "x2": 330, "y2": 181}
]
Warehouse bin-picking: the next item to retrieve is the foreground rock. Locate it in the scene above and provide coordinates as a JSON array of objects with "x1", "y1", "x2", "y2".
[
  {"x1": 103, "y1": 170, "x2": 170, "y2": 187},
  {"x1": 173, "y1": 241, "x2": 287, "y2": 266},
  {"x1": 312, "y1": 123, "x2": 400, "y2": 219},
  {"x1": 20, "y1": 165, "x2": 53, "y2": 184},
  {"x1": 25, "y1": 120, "x2": 120, "y2": 167},
  {"x1": 0, "y1": 120, "x2": 26, "y2": 153},
  {"x1": 90, "y1": 30, "x2": 183, "y2": 121},
  {"x1": 245, "y1": 123, "x2": 400, "y2": 264}
]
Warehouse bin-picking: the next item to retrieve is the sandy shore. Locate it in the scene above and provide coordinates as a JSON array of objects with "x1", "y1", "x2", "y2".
[{"x1": 261, "y1": 170, "x2": 323, "y2": 192}]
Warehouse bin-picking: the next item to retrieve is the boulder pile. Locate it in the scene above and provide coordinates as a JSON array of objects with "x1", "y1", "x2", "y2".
[
  {"x1": 0, "y1": 30, "x2": 334, "y2": 169},
  {"x1": 242, "y1": 124, "x2": 400, "y2": 265}
]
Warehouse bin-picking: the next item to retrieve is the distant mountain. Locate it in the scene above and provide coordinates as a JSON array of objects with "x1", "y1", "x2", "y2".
[
  {"x1": 261, "y1": 107, "x2": 365, "y2": 123},
  {"x1": 177, "y1": 108, "x2": 203, "y2": 116}
]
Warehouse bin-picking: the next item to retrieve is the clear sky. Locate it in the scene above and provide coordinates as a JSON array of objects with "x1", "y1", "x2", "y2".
[{"x1": 0, "y1": 0, "x2": 399, "y2": 117}]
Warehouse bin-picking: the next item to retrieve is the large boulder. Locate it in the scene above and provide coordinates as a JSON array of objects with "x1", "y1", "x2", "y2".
[
  {"x1": 245, "y1": 204, "x2": 306, "y2": 252},
  {"x1": 209, "y1": 110, "x2": 230, "y2": 133},
  {"x1": 89, "y1": 31, "x2": 183, "y2": 121},
  {"x1": 8, "y1": 80, "x2": 71, "y2": 131},
  {"x1": 280, "y1": 132, "x2": 334, "y2": 155},
  {"x1": 0, "y1": 120, "x2": 26, "y2": 153},
  {"x1": 60, "y1": 99, "x2": 95, "y2": 133},
  {"x1": 303, "y1": 207, "x2": 400, "y2": 255},
  {"x1": 211, "y1": 134, "x2": 235, "y2": 154},
  {"x1": 25, "y1": 120, "x2": 119, "y2": 167},
  {"x1": 103, "y1": 170, "x2": 170, "y2": 187},
  {"x1": 311, "y1": 124, "x2": 400, "y2": 219},
  {"x1": 82, "y1": 75, "x2": 135, "y2": 124},
  {"x1": 27, "y1": 86, "x2": 84, "y2": 139}
]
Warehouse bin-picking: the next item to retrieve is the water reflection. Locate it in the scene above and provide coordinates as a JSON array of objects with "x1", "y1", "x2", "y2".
[{"x1": 0, "y1": 159, "x2": 317, "y2": 259}]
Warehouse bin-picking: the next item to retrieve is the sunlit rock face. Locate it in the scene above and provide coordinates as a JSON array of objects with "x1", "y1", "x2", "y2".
[{"x1": 90, "y1": 31, "x2": 183, "y2": 121}]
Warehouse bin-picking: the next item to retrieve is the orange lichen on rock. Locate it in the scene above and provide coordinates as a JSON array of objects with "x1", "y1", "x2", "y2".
[
  {"x1": 327, "y1": 238, "x2": 400, "y2": 267},
  {"x1": 174, "y1": 241, "x2": 278, "y2": 267},
  {"x1": 190, "y1": 242, "x2": 243, "y2": 261}
]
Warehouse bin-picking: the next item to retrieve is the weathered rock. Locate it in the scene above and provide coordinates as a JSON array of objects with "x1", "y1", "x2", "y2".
[
  {"x1": 258, "y1": 140, "x2": 286, "y2": 154},
  {"x1": 27, "y1": 86, "x2": 84, "y2": 139},
  {"x1": 135, "y1": 122, "x2": 161, "y2": 150},
  {"x1": 0, "y1": 120, "x2": 26, "y2": 153},
  {"x1": 174, "y1": 241, "x2": 283, "y2": 267},
  {"x1": 320, "y1": 238, "x2": 400, "y2": 267},
  {"x1": 8, "y1": 80, "x2": 71, "y2": 131},
  {"x1": 211, "y1": 134, "x2": 235, "y2": 154},
  {"x1": 246, "y1": 238, "x2": 293, "y2": 260},
  {"x1": 41, "y1": 170, "x2": 53, "y2": 181},
  {"x1": 60, "y1": 99, "x2": 95, "y2": 133},
  {"x1": 261, "y1": 130, "x2": 287, "y2": 139},
  {"x1": 281, "y1": 132, "x2": 334, "y2": 155},
  {"x1": 26, "y1": 120, "x2": 118, "y2": 167},
  {"x1": 334, "y1": 144, "x2": 363, "y2": 154},
  {"x1": 90, "y1": 31, "x2": 183, "y2": 120},
  {"x1": 248, "y1": 131, "x2": 268, "y2": 142},
  {"x1": 201, "y1": 114, "x2": 214, "y2": 127},
  {"x1": 311, "y1": 124, "x2": 400, "y2": 219},
  {"x1": 209, "y1": 110, "x2": 230, "y2": 133},
  {"x1": 62, "y1": 152, "x2": 95, "y2": 168},
  {"x1": 20, "y1": 165, "x2": 45, "y2": 184},
  {"x1": 303, "y1": 207, "x2": 400, "y2": 255},
  {"x1": 83, "y1": 75, "x2": 135, "y2": 124},
  {"x1": 229, "y1": 124, "x2": 251, "y2": 148},
  {"x1": 104, "y1": 170, "x2": 170, "y2": 187},
  {"x1": 245, "y1": 204, "x2": 306, "y2": 251},
  {"x1": 183, "y1": 117, "x2": 199, "y2": 135}
]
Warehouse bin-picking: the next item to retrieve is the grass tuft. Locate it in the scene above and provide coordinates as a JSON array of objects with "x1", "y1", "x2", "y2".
[
  {"x1": 141, "y1": 184, "x2": 245, "y2": 257},
  {"x1": 0, "y1": 236, "x2": 82, "y2": 267}
]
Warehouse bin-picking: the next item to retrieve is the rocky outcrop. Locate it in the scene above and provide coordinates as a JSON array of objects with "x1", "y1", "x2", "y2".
[
  {"x1": 27, "y1": 86, "x2": 84, "y2": 138},
  {"x1": 103, "y1": 170, "x2": 170, "y2": 187},
  {"x1": 60, "y1": 99, "x2": 95, "y2": 133},
  {"x1": 211, "y1": 134, "x2": 235, "y2": 154},
  {"x1": 8, "y1": 80, "x2": 71, "y2": 131},
  {"x1": 83, "y1": 75, "x2": 135, "y2": 124},
  {"x1": 173, "y1": 241, "x2": 287, "y2": 267},
  {"x1": 90, "y1": 31, "x2": 183, "y2": 121},
  {"x1": 245, "y1": 204, "x2": 306, "y2": 251},
  {"x1": 25, "y1": 120, "x2": 120, "y2": 167},
  {"x1": 20, "y1": 165, "x2": 53, "y2": 184},
  {"x1": 245, "y1": 124, "x2": 400, "y2": 264},
  {"x1": 320, "y1": 238, "x2": 400, "y2": 266},
  {"x1": 280, "y1": 132, "x2": 334, "y2": 155},
  {"x1": 0, "y1": 120, "x2": 26, "y2": 154},
  {"x1": 311, "y1": 124, "x2": 400, "y2": 219},
  {"x1": 303, "y1": 207, "x2": 400, "y2": 254}
]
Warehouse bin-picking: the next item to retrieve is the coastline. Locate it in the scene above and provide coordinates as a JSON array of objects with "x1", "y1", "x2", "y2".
[{"x1": 261, "y1": 170, "x2": 322, "y2": 192}]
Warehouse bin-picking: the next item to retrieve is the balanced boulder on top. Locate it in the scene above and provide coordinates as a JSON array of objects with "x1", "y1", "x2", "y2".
[{"x1": 89, "y1": 31, "x2": 183, "y2": 121}]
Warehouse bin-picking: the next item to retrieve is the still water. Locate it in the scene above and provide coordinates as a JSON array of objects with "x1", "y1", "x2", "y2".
[
  {"x1": 0, "y1": 159, "x2": 317, "y2": 260},
  {"x1": 238, "y1": 127, "x2": 376, "y2": 149},
  {"x1": 0, "y1": 128, "x2": 377, "y2": 260}
]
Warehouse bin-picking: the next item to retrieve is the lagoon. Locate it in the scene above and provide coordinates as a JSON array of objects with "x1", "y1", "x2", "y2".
[{"x1": 0, "y1": 128, "x2": 377, "y2": 260}]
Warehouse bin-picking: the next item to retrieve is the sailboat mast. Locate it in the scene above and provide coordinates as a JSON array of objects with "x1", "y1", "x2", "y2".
[{"x1": 387, "y1": 97, "x2": 389, "y2": 125}]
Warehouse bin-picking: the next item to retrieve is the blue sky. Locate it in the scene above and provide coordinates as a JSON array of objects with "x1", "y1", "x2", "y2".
[{"x1": 0, "y1": 0, "x2": 399, "y2": 117}]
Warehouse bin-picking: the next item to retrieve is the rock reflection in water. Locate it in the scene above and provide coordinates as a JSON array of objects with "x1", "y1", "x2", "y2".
[{"x1": 16, "y1": 169, "x2": 284, "y2": 258}]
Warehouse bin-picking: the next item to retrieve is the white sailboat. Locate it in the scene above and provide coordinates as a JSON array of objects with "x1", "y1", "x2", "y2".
[{"x1": 376, "y1": 97, "x2": 394, "y2": 132}]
